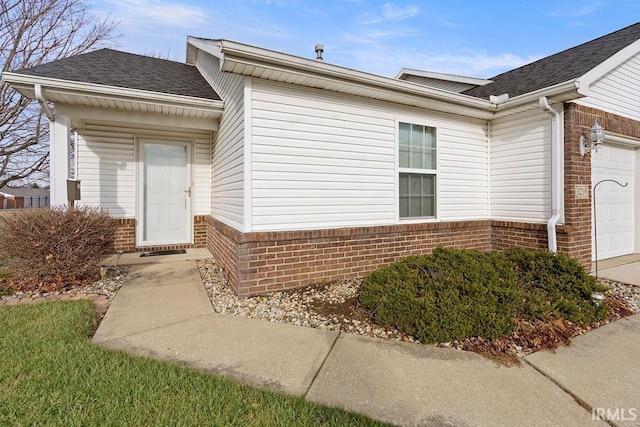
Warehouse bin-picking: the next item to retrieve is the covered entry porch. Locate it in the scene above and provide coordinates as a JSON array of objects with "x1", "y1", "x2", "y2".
[{"x1": 3, "y1": 52, "x2": 223, "y2": 250}]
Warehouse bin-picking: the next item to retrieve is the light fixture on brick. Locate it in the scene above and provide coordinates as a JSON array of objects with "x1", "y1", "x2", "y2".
[{"x1": 579, "y1": 120, "x2": 606, "y2": 156}]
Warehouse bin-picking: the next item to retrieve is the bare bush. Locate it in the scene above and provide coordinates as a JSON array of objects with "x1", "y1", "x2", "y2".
[{"x1": 0, "y1": 206, "x2": 116, "y2": 290}]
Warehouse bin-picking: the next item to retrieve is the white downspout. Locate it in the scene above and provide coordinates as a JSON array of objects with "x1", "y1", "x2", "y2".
[
  {"x1": 539, "y1": 96, "x2": 561, "y2": 252},
  {"x1": 34, "y1": 84, "x2": 54, "y2": 121}
]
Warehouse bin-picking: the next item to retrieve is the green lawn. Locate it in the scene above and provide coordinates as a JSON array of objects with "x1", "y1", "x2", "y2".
[{"x1": 0, "y1": 301, "x2": 388, "y2": 426}]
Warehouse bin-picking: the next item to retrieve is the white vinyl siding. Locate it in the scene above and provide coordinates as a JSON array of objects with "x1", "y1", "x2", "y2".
[
  {"x1": 196, "y1": 51, "x2": 245, "y2": 230},
  {"x1": 77, "y1": 128, "x2": 135, "y2": 218},
  {"x1": 77, "y1": 123, "x2": 211, "y2": 218},
  {"x1": 193, "y1": 137, "x2": 212, "y2": 215},
  {"x1": 250, "y1": 80, "x2": 489, "y2": 231},
  {"x1": 436, "y1": 123, "x2": 488, "y2": 220},
  {"x1": 490, "y1": 109, "x2": 551, "y2": 222},
  {"x1": 575, "y1": 53, "x2": 640, "y2": 121}
]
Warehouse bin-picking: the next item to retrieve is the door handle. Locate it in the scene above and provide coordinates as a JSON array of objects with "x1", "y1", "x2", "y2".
[{"x1": 185, "y1": 187, "x2": 191, "y2": 197}]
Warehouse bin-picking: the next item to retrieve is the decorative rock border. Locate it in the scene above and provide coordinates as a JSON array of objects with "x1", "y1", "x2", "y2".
[
  {"x1": 0, "y1": 266, "x2": 130, "y2": 315},
  {"x1": 197, "y1": 258, "x2": 640, "y2": 350}
]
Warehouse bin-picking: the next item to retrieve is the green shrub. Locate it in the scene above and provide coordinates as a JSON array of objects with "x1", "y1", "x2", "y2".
[
  {"x1": 360, "y1": 247, "x2": 524, "y2": 343},
  {"x1": 360, "y1": 247, "x2": 608, "y2": 344},
  {"x1": 505, "y1": 248, "x2": 608, "y2": 323},
  {"x1": 0, "y1": 206, "x2": 116, "y2": 288}
]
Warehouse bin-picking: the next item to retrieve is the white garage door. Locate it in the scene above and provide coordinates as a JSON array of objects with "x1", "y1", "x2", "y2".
[{"x1": 591, "y1": 144, "x2": 635, "y2": 260}]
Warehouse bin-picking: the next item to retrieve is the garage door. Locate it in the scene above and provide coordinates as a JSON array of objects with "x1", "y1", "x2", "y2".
[{"x1": 591, "y1": 144, "x2": 635, "y2": 260}]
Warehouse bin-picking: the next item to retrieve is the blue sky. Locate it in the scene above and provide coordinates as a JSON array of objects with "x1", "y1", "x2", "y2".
[{"x1": 94, "y1": 0, "x2": 640, "y2": 78}]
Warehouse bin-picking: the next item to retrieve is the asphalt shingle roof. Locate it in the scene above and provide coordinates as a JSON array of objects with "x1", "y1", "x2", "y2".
[
  {"x1": 463, "y1": 22, "x2": 640, "y2": 100},
  {"x1": 13, "y1": 48, "x2": 220, "y2": 101}
]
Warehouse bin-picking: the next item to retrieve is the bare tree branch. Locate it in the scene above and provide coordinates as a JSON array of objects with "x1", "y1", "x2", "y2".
[{"x1": 0, "y1": 0, "x2": 119, "y2": 188}]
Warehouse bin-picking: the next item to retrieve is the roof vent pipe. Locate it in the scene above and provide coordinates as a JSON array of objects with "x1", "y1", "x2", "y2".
[{"x1": 315, "y1": 44, "x2": 324, "y2": 61}]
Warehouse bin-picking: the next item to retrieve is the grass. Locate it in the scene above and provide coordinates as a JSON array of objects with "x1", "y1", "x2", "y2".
[{"x1": 0, "y1": 301, "x2": 388, "y2": 426}]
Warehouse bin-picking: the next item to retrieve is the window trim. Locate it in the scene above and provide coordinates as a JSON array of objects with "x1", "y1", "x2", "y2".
[{"x1": 395, "y1": 117, "x2": 439, "y2": 223}]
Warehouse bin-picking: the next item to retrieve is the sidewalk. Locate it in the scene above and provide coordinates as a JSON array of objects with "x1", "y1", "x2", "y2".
[{"x1": 93, "y1": 251, "x2": 639, "y2": 427}]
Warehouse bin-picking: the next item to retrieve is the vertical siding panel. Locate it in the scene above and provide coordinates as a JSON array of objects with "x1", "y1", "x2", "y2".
[
  {"x1": 196, "y1": 52, "x2": 245, "y2": 230},
  {"x1": 490, "y1": 109, "x2": 551, "y2": 222}
]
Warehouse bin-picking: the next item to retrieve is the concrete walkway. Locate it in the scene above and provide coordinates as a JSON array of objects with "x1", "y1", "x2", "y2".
[{"x1": 94, "y1": 252, "x2": 639, "y2": 427}]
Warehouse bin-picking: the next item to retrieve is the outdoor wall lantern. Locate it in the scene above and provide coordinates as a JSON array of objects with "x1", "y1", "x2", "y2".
[{"x1": 580, "y1": 120, "x2": 606, "y2": 156}]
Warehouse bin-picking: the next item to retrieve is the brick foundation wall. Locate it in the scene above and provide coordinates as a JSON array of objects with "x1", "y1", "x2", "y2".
[
  {"x1": 207, "y1": 216, "x2": 240, "y2": 290},
  {"x1": 114, "y1": 218, "x2": 136, "y2": 252},
  {"x1": 562, "y1": 103, "x2": 640, "y2": 268},
  {"x1": 209, "y1": 218, "x2": 492, "y2": 296},
  {"x1": 193, "y1": 216, "x2": 208, "y2": 248},
  {"x1": 491, "y1": 221, "x2": 570, "y2": 252},
  {"x1": 113, "y1": 215, "x2": 209, "y2": 253},
  {"x1": 209, "y1": 215, "x2": 613, "y2": 296}
]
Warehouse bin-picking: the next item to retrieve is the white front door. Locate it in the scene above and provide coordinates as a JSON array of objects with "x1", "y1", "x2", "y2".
[
  {"x1": 592, "y1": 144, "x2": 635, "y2": 260},
  {"x1": 139, "y1": 140, "x2": 192, "y2": 246}
]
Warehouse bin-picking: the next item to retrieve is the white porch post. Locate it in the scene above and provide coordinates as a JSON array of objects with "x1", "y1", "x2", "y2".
[{"x1": 49, "y1": 114, "x2": 70, "y2": 205}]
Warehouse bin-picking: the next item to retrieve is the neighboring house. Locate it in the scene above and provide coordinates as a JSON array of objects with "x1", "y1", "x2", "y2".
[
  {"x1": 0, "y1": 186, "x2": 50, "y2": 209},
  {"x1": 3, "y1": 23, "x2": 639, "y2": 296}
]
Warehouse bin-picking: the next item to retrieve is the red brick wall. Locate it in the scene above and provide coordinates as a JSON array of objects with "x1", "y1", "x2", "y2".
[
  {"x1": 491, "y1": 220, "x2": 570, "y2": 252},
  {"x1": 113, "y1": 218, "x2": 135, "y2": 252},
  {"x1": 113, "y1": 215, "x2": 209, "y2": 253},
  {"x1": 561, "y1": 103, "x2": 640, "y2": 268},
  {"x1": 193, "y1": 216, "x2": 208, "y2": 248},
  {"x1": 209, "y1": 218, "x2": 492, "y2": 296},
  {"x1": 207, "y1": 216, "x2": 240, "y2": 291}
]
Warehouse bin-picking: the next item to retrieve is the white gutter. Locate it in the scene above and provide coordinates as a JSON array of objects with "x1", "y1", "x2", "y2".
[
  {"x1": 34, "y1": 84, "x2": 54, "y2": 121},
  {"x1": 189, "y1": 37, "x2": 584, "y2": 119},
  {"x1": 4, "y1": 72, "x2": 224, "y2": 111},
  {"x1": 492, "y1": 80, "x2": 580, "y2": 117},
  {"x1": 189, "y1": 38, "x2": 494, "y2": 110},
  {"x1": 539, "y1": 96, "x2": 562, "y2": 252}
]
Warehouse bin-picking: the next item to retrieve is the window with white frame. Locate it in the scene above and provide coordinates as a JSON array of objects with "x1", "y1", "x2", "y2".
[{"x1": 398, "y1": 122, "x2": 436, "y2": 218}]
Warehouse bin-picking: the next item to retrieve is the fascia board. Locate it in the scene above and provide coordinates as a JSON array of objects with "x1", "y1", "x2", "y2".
[
  {"x1": 3, "y1": 72, "x2": 224, "y2": 110},
  {"x1": 395, "y1": 68, "x2": 493, "y2": 86},
  {"x1": 577, "y1": 38, "x2": 640, "y2": 94},
  {"x1": 217, "y1": 40, "x2": 495, "y2": 111},
  {"x1": 56, "y1": 104, "x2": 219, "y2": 131},
  {"x1": 187, "y1": 37, "x2": 223, "y2": 60},
  {"x1": 490, "y1": 80, "x2": 582, "y2": 118},
  {"x1": 222, "y1": 53, "x2": 493, "y2": 119},
  {"x1": 188, "y1": 38, "x2": 582, "y2": 120}
]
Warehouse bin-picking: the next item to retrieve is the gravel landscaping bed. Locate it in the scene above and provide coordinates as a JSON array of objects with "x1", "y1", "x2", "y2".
[
  {"x1": 197, "y1": 258, "x2": 640, "y2": 356},
  {"x1": 0, "y1": 266, "x2": 129, "y2": 312}
]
